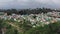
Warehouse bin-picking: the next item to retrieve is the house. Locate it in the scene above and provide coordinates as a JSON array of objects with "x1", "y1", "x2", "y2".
[
  {"x1": 47, "y1": 11, "x2": 60, "y2": 18},
  {"x1": 0, "y1": 12, "x2": 7, "y2": 16}
]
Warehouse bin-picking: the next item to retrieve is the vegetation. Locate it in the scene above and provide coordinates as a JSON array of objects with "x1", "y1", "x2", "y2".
[
  {"x1": 0, "y1": 8, "x2": 60, "y2": 15},
  {"x1": 0, "y1": 18, "x2": 60, "y2": 34},
  {"x1": 0, "y1": 8, "x2": 60, "y2": 34}
]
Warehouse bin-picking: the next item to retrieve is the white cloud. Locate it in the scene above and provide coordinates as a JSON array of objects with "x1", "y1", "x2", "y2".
[
  {"x1": 0, "y1": 0, "x2": 60, "y2": 9},
  {"x1": 0, "y1": 0, "x2": 13, "y2": 2},
  {"x1": 52, "y1": 0, "x2": 60, "y2": 4}
]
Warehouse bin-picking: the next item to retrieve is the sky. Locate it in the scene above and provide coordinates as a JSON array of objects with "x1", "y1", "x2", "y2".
[{"x1": 0, "y1": 0, "x2": 60, "y2": 9}]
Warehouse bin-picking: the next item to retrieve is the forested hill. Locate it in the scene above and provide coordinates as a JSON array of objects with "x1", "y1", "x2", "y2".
[{"x1": 0, "y1": 8, "x2": 60, "y2": 15}]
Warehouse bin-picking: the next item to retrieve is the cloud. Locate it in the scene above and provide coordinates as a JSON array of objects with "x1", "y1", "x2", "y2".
[{"x1": 0, "y1": 0, "x2": 60, "y2": 9}]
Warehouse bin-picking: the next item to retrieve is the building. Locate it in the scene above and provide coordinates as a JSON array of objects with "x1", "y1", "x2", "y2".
[
  {"x1": 47, "y1": 11, "x2": 60, "y2": 18},
  {"x1": 0, "y1": 12, "x2": 7, "y2": 16}
]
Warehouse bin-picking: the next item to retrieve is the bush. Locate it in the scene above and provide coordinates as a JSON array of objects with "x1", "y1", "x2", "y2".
[{"x1": 25, "y1": 22, "x2": 60, "y2": 34}]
